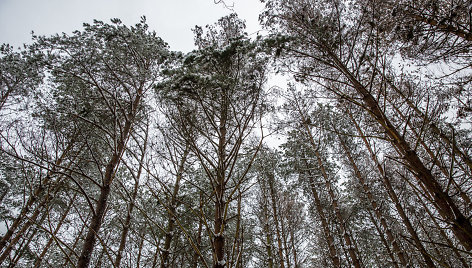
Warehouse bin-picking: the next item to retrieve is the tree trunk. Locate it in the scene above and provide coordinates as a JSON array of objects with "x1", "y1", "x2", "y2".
[
  {"x1": 336, "y1": 129, "x2": 409, "y2": 266},
  {"x1": 34, "y1": 192, "x2": 77, "y2": 268},
  {"x1": 115, "y1": 129, "x2": 148, "y2": 268},
  {"x1": 348, "y1": 109, "x2": 437, "y2": 267},
  {"x1": 367, "y1": 209, "x2": 400, "y2": 268},
  {"x1": 0, "y1": 181, "x2": 63, "y2": 266},
  {"x1": 329, "y1": 50, "x2": 472, "y2": 251},
  {"x1": 77, "y1": 91, "x2": 142, "y2": 268},
  {"x1": 0, "y1": 137, "x2": 76, "y2": 254},
  {"x1": 267, "y1": 172, "x2": 286, "y2": 268},
  {"x1": 296, "y1": 107, "x2": 362, "y2": 268},
  {"x1": 192, "y1": 192, "x2": 204, "y2": 268},
  {"x1": 305, "y1": 168, "x2": 341, "y2": 268},
  {"x1": 384, "y1": 86, "x2": 471, "y2": 208},
  {"x1": 379, "y1": 62, "x2": 472, "y2": 176},
  {"x1": 161, "y1": 146, "x2": 189, "y2": 268}
]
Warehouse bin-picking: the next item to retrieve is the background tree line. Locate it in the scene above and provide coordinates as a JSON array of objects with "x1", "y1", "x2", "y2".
[{"x1": 1, "y1": 0, "x2": 472, "y2": 267}]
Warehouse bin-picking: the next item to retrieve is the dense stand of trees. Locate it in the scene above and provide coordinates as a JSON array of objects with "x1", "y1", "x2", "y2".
[{"x1": 1, "y1": 0, "x2": 472, "y2": 267}]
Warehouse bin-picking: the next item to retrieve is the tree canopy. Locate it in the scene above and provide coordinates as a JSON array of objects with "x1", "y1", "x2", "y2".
[{"x1": 1, "y1": 1, "x2": 472, "y2": 267}]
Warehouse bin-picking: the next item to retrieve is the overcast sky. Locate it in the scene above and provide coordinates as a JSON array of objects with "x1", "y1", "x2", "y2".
[{"x1": 0, "y1": 0, "x2": 264, "y2": 52}]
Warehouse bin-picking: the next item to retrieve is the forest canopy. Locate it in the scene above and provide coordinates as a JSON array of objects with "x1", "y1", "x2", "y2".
[{"x1": 1, "y1": 0, "x2": 472, "y2": 267}]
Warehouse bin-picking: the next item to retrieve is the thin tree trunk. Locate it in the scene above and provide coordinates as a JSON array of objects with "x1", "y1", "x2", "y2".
[
  {"x1": 63, "y1": 212, "x2": 90, "y2": 267},
  {"x1": 264, "y1": 208, "x2": 275, "y2": 268},
  {"x1": 161, "y1": 145, "x2": 189, "y2": 268},
  {"x1": 9, "y1": 209, "x2": 48, "y2": 268},
  {"x1": 380, "y1": 65, "x2": 472, "y2": 175},
  {"x1": 136, "y1": 231, "x2": 145, "y2": 268},
  {"x1": 348, "y1": 109, "x2": 437, "y2": 267},
  {"x1": 336, "y1": 129, "x2": 409, "y2": 266},
  {"x1": 230, "y1": 191, "x2": 242, "y2": 268},
  {"x1": 416, "y1": 213, "x2": 451, "y2": 268},
  {"x1": 327, "y1": 49, "x2": 472, "y2": 250},
  {"x1": 305, "y1": 168, "x2": 341, "y2": 268},
  {"x1": 258, "y1": 175, "x2": 275, "y2": 268},
  {"x1": 0, "y1": 137, "x2": 76, "y2": 253},
  {"x1": 0, "y1": 181, "x2": 63, "y2": 266},
  {"x1": 296, "y1": 106, "x2": 362, "y2": 268},
  {"x1": 115, "y1": 129, "x2": 149, "y2": 268},
  {"x1": 267, "y1": 172, "x2": 286, "y2": 268},
  {"x1": 77, "y1": 91, "x2": 142, "y2": 268},
  {"x1": 281, "y1": 216, "x2": 290, "y2": 268},
  {"x1": 314, "y1": 148, "x2": 362, "y2": 268},
  {"x1": 289, "y1": 226, "x2": 299, "y2": 268},
  {"x1": 34, "y1": 192, "x2": 78, "y2": 268},
  {"x1": 385, "y1": 89, "x2": 471, "y2": 207},
  {"x1": 412, "y1": 178, "x2": 470, "y2": 268},
  {"x1": 114, "y1": 178, "x2": 139, "y2": 268},
  {"x1": 367, "y1": 209, "x2": 399, "y2": 268},
  {"x1": 191, "y1": 192, "x2": 204, "y2": 268}
]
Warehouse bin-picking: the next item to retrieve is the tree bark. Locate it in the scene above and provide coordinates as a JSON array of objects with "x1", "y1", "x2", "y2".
[
  {"x1": 348, "y1": 109, "x2": 437, "y2": 267},
  {"x1": 77, "y1": 91, "x2": 142, "y2": 268},
  {"x1": 336, "y1": 129, "x2": 409, "y2": 266},
  {"x1": 161, "y1": 145, "x2": 189, "y2": 268},
  {"x1": 329, "y1": 50, "x2": 472, "y2": 251},
  {"x1": 305, "y1": 168, "x2": 341, "y2": 268},
  {"x1": 214, "y1": 99, "x2": 228, "y2": 268}
]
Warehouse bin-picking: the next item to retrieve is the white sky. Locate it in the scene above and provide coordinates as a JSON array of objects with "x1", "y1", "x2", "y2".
[{"x1": 0, "y1": 0, "x2": 265, "y2": 52}]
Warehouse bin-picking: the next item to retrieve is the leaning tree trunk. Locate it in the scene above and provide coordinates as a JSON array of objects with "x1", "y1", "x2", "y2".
[
  {"x1": 336, "y1": 129, "x2": 409, "y2": 267},
  {"x1": 348, "y1": 109, "x2": 437, "y2": 267},
  {"x1": 0, "y1": 137, "x2": 76, "y2": 254},
  {"x1": 383, "y1": 84, "x2": 471, "y2": 207},
  {"x1": 328, "y1": 49, "x2": 472, "y2": 251},
  {"x1": 296, "y1": 105, "x2": 362, "y2": 268},
  {"x1": 367, "y1": 209, "x2": 399, "y2": 268},
  {"x1": 76, "y1": 91, "x2": 142, "y2": 268},
  {"x1": 305, "y1": 168, "x2": 341, "y2": 268},
  {"x1": 34, "y1": 192, "x2": 77, "y2": 268}
]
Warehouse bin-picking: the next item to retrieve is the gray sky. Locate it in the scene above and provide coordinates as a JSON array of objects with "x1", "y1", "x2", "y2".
[{"x1": 0, "y1": 0, "x2": 264, "y2": 52}]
